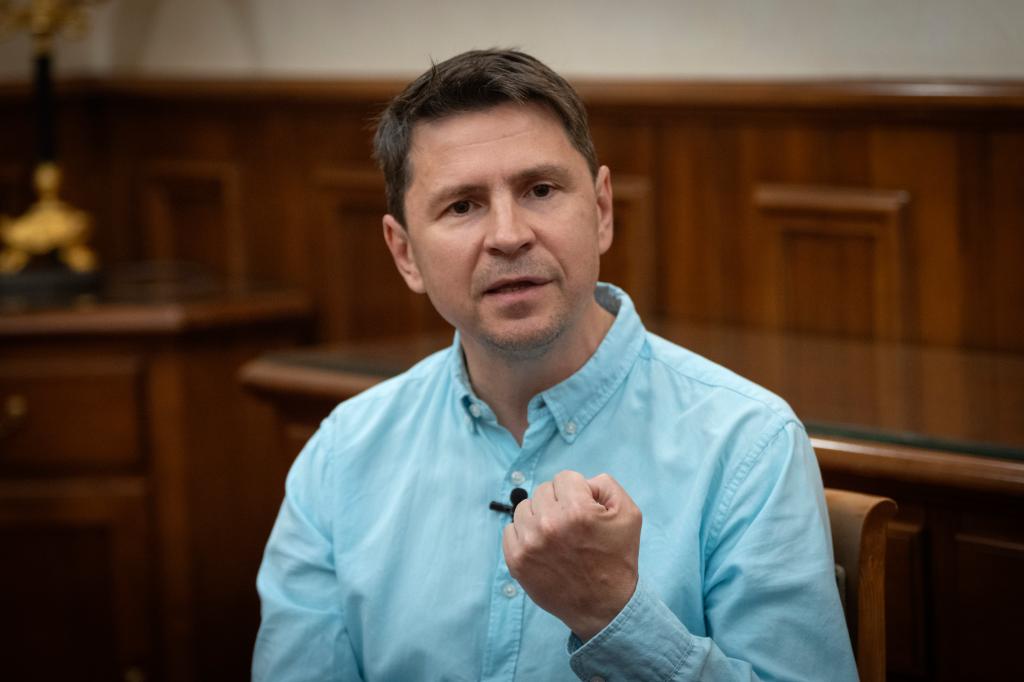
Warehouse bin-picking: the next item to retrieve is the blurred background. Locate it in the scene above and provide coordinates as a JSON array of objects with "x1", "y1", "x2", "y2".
[{"x1": 0, "y1": 2, "x2": 1021, "y2": 681}]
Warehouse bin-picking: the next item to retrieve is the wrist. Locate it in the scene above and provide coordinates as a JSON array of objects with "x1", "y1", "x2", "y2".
[{"x1": 568, "y1": 575, "x2": 638, "y2": 642}]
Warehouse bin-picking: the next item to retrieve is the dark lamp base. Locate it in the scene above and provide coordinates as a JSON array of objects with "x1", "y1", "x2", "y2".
[{"x1": 0, "y1": 266, "x2": 102, "y2": 303}]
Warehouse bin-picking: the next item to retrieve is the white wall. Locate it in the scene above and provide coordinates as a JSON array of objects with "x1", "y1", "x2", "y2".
[{"x1": 2, "y1": 0, "x2": 1023, "y2": 82}]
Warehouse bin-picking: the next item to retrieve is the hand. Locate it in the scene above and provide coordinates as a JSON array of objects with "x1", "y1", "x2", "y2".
[{"x1": 502, "y1": 470, "x2": 642, "y2": 641}]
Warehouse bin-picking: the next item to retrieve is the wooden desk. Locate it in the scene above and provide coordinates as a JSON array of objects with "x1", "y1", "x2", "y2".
[
  {"x1": 241, "y1": 324, "x2": 1024, "y2": 682},
  {"x1": 1, "y1": 273, "x2": 311, "y2": 682}
]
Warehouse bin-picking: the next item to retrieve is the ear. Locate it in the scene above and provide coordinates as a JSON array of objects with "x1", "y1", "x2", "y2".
[
  {"x1": 594, "y1": 165, "x2": 614, "y2": 255},
  {"x1": 382, "y1": 214, "x2": 426, "y2": 294}
]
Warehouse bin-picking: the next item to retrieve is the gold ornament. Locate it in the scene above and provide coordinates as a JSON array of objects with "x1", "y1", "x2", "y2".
[{"x1": 0, "y1": 162, "x2": 97, "y2": 274}]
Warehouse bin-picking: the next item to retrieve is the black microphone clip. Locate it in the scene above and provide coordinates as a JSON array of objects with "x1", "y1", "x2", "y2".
[{"x1": 489, "y1": 487, "x2": 528, "y2": 515}]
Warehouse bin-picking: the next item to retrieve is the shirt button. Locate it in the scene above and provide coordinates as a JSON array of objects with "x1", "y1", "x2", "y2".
[
  {"x1": 565, "y1": 420, "x2": 577, "y2": 435},
  {"x1": 510, "y1": 470, "x2": 525, "y2": 485},
  {"x1": 501, "y1": 582, "x2": 517, "y2": 598},
  {"x1": 469, "y1": 403, "x2": 482, "y2": 418}
]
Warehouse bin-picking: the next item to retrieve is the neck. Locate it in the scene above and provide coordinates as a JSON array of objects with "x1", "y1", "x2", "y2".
[{"x1": 461, "y1": 299, "x2": 615, "y2": 444}]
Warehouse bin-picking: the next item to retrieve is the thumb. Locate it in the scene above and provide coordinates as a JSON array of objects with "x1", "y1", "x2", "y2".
[{"x1": 586, "y1": 473, "x2": 626, "y2": 511}]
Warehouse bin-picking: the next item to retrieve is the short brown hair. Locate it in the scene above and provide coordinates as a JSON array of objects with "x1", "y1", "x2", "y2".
[{"x1": 373, "y1": 49, "x2": 598, "y2": 226}]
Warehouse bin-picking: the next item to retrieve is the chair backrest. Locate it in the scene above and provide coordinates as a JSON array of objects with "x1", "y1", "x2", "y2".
[{"x1": 825, "y1": 488, "x2": 897, "y2": 682}]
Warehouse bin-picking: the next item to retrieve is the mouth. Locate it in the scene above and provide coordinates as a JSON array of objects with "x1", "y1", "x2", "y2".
[{"x1": 483, "y1": 277, "x2": 549, "y2": 296}]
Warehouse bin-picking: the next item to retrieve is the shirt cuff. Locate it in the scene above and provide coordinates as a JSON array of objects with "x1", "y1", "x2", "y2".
[{"x1": 566, "y1": 577, "x2": 696, "y2": 681}]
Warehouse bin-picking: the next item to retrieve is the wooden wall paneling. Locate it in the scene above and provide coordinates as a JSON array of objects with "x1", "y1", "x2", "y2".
[
  {"x1": 754, "y1": 183, "x2": 910, "y2": 340},
  {"x1": 312, "y1": 166, "x2": 446, "y2": 341},
  {"x1": 179, "y1": 336, "x2": 299, "y2": 681},
  {"x1": 884, "y1": 512, "x2": 930, "y2": 680},
  {"x1": 734, "y1": 123, "x2": 773, "y2": 329},
  {"x1": 658, "y1": 122, "x2": 719, "y2": 321},
  {"x1": 954, "y1": 129, "x2": 995, "y2": 349},
  {"x1": 285, "y1": 105, "x2": 382, "y2": 296},
  {"x1": 4, "y1": 78, "x2": 1024, "y2": 351},
  {"x1": 950, "y1": 531, "x2": 1024, "y2": 678},
  {"x1": 869, "y1": 127, "x2": 961, "y2": 346},
  {"x1": 601, "y1": 174, "x2": 655, "y2": 316},
  {"x1": 947, "y1": 509, "x2": 1024, "y2": 680},
  {"x1": 989, "y1": 130, "x2": 1024, "y2": 351},
  {"x1": 139, "y1": 160, "x2": 246, "y2": 278},
  {"x1": 251, "y1": 108, "x2": 310, "y2": 288},
  {"x1": 589, "y1": 115, "x2": 659, "y2": 314},
  {"x1": 146, "y1": 350, "x2": 196, "y2": 682},
  {"x1": 659, "y1": 121, "x2": 751, "y2": 323},
  {"x1": 0, "y1": 478, "x2": 152, "y2": 682}
]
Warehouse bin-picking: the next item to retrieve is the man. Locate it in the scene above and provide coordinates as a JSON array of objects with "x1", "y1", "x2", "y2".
[{"x1": 254, "y1": 49, "x2": 857, "y2": 681}]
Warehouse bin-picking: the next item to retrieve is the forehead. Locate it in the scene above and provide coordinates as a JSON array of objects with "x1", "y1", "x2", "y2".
[{"x1": 405, "y1": 102, "x2": 583, "y2": 189}]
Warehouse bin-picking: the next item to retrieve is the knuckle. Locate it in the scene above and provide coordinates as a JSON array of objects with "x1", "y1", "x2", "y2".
[
  {"x1": 563, "y1": 503, "x2": 590, "y2": 527},
  {"x1": 537, "y1": 515, "x2": 561, "y2": 538}
]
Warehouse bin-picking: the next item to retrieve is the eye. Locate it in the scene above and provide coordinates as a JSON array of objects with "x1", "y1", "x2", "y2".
[
  {"x1": 530, "y1": 184, "x2": 554, "y2": 198},
  {"x1": 449, "y1": 200, "x2": 472, "y2": 216}
]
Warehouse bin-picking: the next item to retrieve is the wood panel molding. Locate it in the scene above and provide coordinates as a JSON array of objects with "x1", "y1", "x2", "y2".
[
  {"x1": 139, "y1": 160, "x2": 246, "y2": 277},
  {"x1": 884, "y1": 516, "x2": 929, "y2": 678},
  {"x1": 949, "y1": 530, "x2": 1024, "y2": 678},
  {"x1": 6, "y1": 78, "x2": 1023, "y2": 111},
  {"x1": 755, "y1": 183, "x2": 910, "y2": 340},
  {"x1": 312, "y1": 166, "x2": 446, "y2": 341}
]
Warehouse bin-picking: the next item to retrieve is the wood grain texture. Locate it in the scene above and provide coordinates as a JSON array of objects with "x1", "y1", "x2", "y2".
[
  {"x1": 755, "y1": 184, "x2": 911, "y2": 339},
  {"x1": 3, "y1": 78, "x2": 1020, "y2": 350},
  {"x1": 0, "y1": 477, "x2": 151, "y2": 682},
  {"x1": 825, "y1": 489, "x2": 897, "y2": 682},
  {"x1": 0, "y1": 290, "x2": 312, "y2": 682}
]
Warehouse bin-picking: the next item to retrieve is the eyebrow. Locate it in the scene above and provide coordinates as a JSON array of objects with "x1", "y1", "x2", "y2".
[{"x1": 426, "y1": 163, "x2": 574, "y2": 214}]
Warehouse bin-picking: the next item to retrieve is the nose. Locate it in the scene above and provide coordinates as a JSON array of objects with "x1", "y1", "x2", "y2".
[{"x1": 484, "y1": 194, "x2": 535, "y2": 256}]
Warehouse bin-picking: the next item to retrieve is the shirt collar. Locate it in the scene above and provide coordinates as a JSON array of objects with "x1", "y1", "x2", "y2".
[{"x1": 449, "y1": 283, "x2": 647, "y2": 442}]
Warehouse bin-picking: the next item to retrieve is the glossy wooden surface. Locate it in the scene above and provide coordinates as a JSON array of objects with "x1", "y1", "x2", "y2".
[
  {"x1": 242, "y1": 321, "x2": 1024, "y2": 460},
  {"x1": 2, "y1": 78, "x2": 1023, "y2": 351}
]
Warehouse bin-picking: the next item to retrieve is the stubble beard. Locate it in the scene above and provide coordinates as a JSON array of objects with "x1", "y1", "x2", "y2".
[{"x1": 478, "y1": 305, "x2": 571, "y2": 361}]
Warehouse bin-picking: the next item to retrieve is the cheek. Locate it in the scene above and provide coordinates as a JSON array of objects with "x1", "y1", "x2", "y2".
[{"x1": 415, "y1": 236, "x2": 477, "y2": 287}]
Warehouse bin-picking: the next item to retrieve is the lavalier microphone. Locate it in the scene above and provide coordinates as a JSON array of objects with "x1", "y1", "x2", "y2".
[{"x1": 489, "y1": 487, "x2": 528, "y2": 515}]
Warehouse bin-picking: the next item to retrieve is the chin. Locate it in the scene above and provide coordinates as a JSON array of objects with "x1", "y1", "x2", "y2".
[{"x1": 478, "y1": 321, "x2": 566, "y2": 359}]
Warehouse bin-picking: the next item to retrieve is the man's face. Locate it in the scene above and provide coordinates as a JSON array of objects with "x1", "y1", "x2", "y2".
[{"x1": 383, "y1": 102, "x2": 613, "y2": 359}]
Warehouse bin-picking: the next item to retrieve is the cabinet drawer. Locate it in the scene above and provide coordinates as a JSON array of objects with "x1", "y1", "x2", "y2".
[{"x1": 0, "y1": 357, "x2": 145, "y2": 473}]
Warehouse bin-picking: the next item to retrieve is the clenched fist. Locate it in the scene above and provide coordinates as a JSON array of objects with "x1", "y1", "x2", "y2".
[{"x1": 501, "y1": 470, "x2": 642, "y2": 641}]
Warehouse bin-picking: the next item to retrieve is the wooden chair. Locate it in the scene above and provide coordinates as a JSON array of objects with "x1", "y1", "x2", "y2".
[{"x1": 825, "y1": 488, "x2": 897, "y2": 682}]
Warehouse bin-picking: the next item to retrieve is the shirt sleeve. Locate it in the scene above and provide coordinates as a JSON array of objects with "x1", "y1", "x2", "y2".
[
  {"x1": 567, "y1": 420, "x2": 859, "y2": 682},
  {"x1": 253, "y1": 425, "x2": 364, "y2": 682}
]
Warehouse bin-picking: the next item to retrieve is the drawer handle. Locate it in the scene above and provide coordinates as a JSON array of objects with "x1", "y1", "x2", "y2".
[{"x1": 1, "y1": 394, "x2": 28, "y2": 438}]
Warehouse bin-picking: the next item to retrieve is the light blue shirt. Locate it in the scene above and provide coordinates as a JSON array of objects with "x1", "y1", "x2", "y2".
[{"x1": 254, "y1": 284, "x2": 858, "y2": 681}]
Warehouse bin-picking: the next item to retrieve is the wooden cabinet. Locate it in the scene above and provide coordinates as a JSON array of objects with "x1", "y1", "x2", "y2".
[
  {"x1": 241, "y1": 326, "x2": 1024, "y2": 682},
  {"x1": 0, "y1": 283, "x2": 310, "y2": 682}
]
